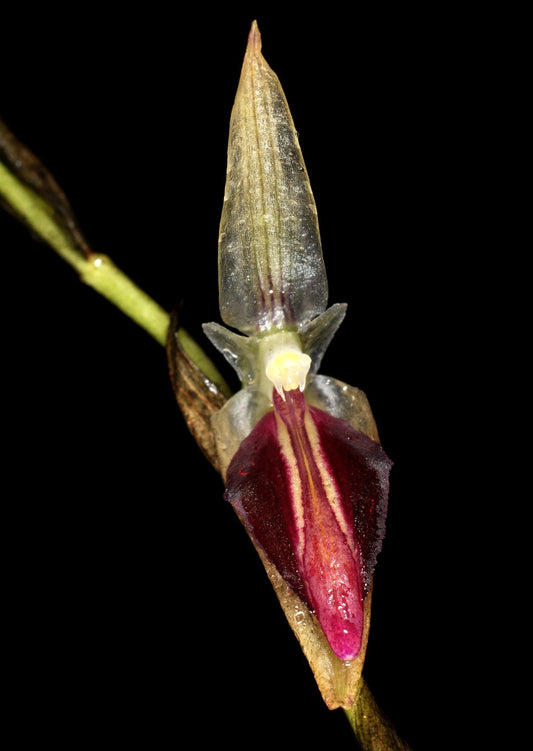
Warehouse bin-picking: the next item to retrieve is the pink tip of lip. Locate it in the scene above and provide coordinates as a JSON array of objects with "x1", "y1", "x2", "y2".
[{"x1": 326, "y1": 620, "x2": 362, "y2": 662}]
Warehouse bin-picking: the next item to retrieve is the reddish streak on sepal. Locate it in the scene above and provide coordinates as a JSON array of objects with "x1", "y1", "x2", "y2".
[{"x1": 225, "y1": 389, "x2": 391, "y2": 661}]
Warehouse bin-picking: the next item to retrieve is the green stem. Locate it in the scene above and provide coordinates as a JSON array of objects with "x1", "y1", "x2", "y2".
[
  {"x1": 344, "y1": 678, "x2": 412, "y2": 750},
  {"x1": 0, "y1": 160, "x2": 87, "y2": 271},
  {"x1": 0, "y1": 159, "x2": 231, "y2": 395},
  {"x1": 82, "y1": 256, "x2": 230, "y2": 393},
  {"x1": 80, "y1": 253, "x2": 169, "y2": 346},
  {"x1": 0, "y1": 160, "x2": 169, "y2": 342},
  {"x1": 176, "y1": 327, "x2": 231, "y2": 394}
]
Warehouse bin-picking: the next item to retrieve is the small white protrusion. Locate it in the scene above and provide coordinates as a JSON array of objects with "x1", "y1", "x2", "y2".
[{"x1": 265, "y1": 348, "x2": 311, "y2": 399}]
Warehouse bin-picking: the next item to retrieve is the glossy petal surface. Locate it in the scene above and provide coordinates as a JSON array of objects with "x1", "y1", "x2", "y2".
[{"x1": 225, "y1": 389, "x2": 391, "y2": 660}]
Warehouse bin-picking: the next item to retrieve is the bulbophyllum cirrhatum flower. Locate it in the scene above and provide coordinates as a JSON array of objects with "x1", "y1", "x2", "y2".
[{"x1": 203, "y1": 22, "x2": 392, "y2": 708}]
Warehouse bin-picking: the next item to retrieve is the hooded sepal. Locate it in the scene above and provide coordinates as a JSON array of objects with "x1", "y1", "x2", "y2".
[{"x1": 218, "y1": 21, "x2": 327, "y2": 335}]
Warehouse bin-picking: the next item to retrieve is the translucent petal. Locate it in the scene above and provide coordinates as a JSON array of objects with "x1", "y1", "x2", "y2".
[
  {"x1": 307, "y1": 375, "x2": 381, "y2": 443},
  {"x1": 211, "y1": 387, "x2": 271, "y2": 476},
  {"x1": 298, "y1": 303, "x2": 347, "y2": 375},
  {"x1": 202, "y1": 322, "x2": 257, "y2": 386}
]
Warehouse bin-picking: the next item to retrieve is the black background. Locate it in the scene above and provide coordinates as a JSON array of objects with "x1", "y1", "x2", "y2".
[{"x1": 2, "y1": 5, "x2": 512, "y2": 749}]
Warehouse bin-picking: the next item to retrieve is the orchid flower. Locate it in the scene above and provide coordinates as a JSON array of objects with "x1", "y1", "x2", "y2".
[
  {"x1": 201, "y1": 22, "x2": 392, "y2": 710},
  {"x1": 0, "y1": 20, "x2": 405, "y2": 738}
]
